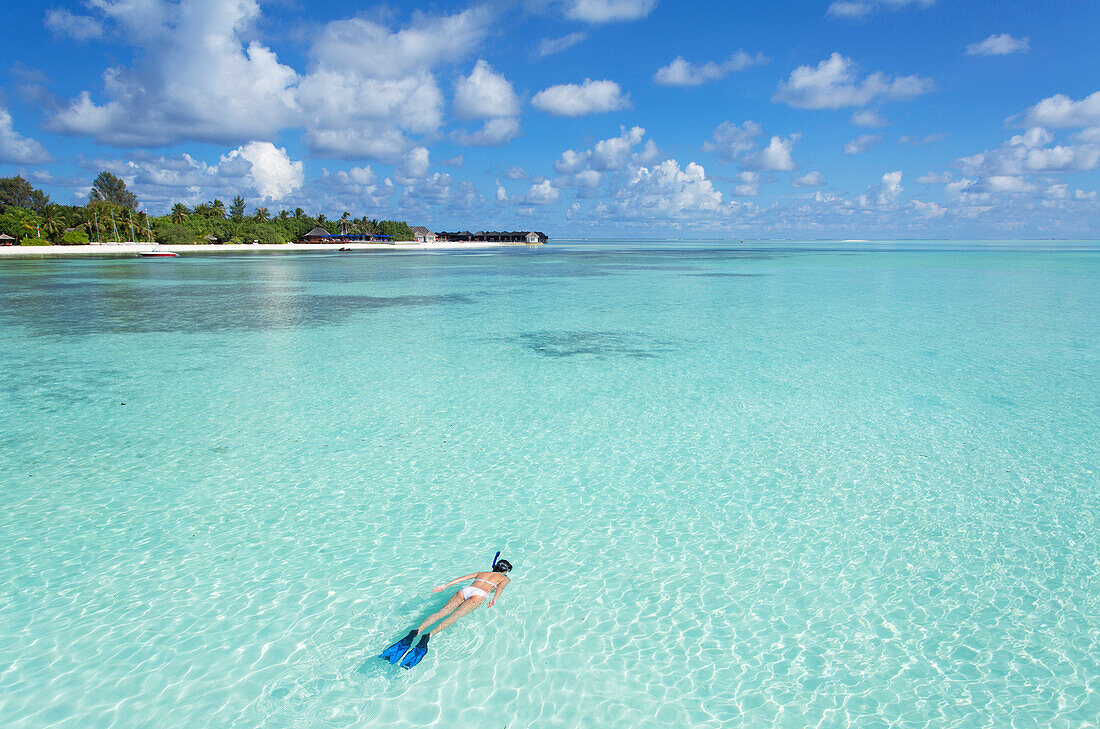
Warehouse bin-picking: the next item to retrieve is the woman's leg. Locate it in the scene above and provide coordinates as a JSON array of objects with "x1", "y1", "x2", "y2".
[
  {"x1": 429, "y1": 596, "x2": 485, "y2": 636},
  {"x1": 416, "y1": 591, "x2": 466, "y2": 633}
]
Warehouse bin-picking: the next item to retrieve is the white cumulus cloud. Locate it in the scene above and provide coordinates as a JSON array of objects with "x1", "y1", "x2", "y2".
[
  {"x1": 554, "y1": 148, "x2": 589, "y2": 175},
  {"x1": 454, "y1": 60, "x2": 520, "y2": 119},
  {"x1": 791, "y1": 171, "x2": 827, "y2": 188},
  {"x1": 532, "y1": 79, "x2": 629, "y2": 116},
  {"x1": 911, "y1": 199, "x2": 946, "y2": 218},
  {"x1": 828, "y1": 0, "x2": 934, "y2": 20},
  {"x1": 985, "y1": 175, "x2": 1035, "y2": 193},
  {"x1": 966, "y1": 34, "x2": 1030, "y2": 56},
  {"x1": 957, "y1": 126, "x2": 1100, "y2": 176},
  {"x1": 591, "y1": 126, "x2": 646, "y2": 169},
  {"x1": 734, "y1": 171, "x2": 762, "y2": 196},
  {"x1": 917, "y1": 171, "x2": 952, "y2": 184},
  {"x1": 844, "y1": 133, "x2": 883, "y2": 154},
  {"x1": 703, "y1": 120, "x2": 764, "y2": 163},
  {"x1": 1018, "y1": 90, "x2": 1100, "y2": 129},
  {"x1": 704, "y1": 121, "x2": 799, "y2": 172},
  {"x1": 524, "y1": 180, "x2": 561, "y2": 205},
  {"x1": 394, "y1": 146, "x2": 431, "y2": 185},
  {"x1": 310, "y1": 7, "x2": 490, "y2": 81},
  {"x1": 899, "y1": 132, "x2": 949, "y2": 145},
  {"x1": 45, "y1": 8, "x2": 105, "y2": 40},
  {"x1": 85, "y1": 144, "x2": 303, "y2": 209},
  {"x1": 48, "y1": 0, "x2": 299, "y2": 147},
  {"x1": 298, "y1": 71, "x2": 442, "y2": 160},
  {"x1": 851, "y1": 109, "x2": 889, "y2": 127},
  {"x1": 0, "y1": 107, "x2": 52, "y2": 165},
  {"x1": 454, "y1": 117, "x2": 521, "y2": 147},
  {"x1": 621, "y1": 159, "x2": 723, "y2": 214},
  {"x1": 48, "y1": 2, "x2": 495, "y2": 162},
  {"x1": 554, "y1": 126, "x2": 649, "y2": 173},
  {"x1": 564, "y1": 0, "x2": 659, "y2": 23},
  {"x1": 221, "y1": 142, "x2": 304, "y2": 200},
  {"x1": 538, "y1": 32, "x2": 588, "y2": 57},
  {"x1": 548, "y1": 128, "x2": 727, "y2": 222},
  {"x1": 653, "y1": 51, "x2": 768, "y2": 87},
  {"x1": 300, "y1": 8, "x2": 491, "y2": 160},
  {"x1": 773, "y1": 53, "x2": 933, "y2": 110},
  {"x1": 855, "y1": 171, "x2": 903, "y2": 208},
  {"x1": 452, "y1": 60, "x2": 520, "y2": 146},
  {"x1": 747, "y1": 135, "x2": 800, "y2": 171},
  {"x1": 573, "y1": 169, "x2": 603, "y2": 188}
]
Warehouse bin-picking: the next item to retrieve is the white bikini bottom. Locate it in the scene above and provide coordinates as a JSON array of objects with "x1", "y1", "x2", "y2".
[{"x1": 459, "y1": 586, "x2": 489, "y2": 600}]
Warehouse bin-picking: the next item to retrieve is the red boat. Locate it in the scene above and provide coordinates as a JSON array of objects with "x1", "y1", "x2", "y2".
[{"x1": 139, "y1": 250, "x2": 179, "y2": 257}]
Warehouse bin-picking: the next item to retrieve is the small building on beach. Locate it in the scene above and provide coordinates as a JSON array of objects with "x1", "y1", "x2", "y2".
[
  {"x1": 0, "y1": 233, "x2": 15, "y2": 246},
  {"x1": 410, "y1": 226, "x2": 436, "y2": 244},
  {"x1": 301, "y1": 227, "x2": 331, "y2": 243}
]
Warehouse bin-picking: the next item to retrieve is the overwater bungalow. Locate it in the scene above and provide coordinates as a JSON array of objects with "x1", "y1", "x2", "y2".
[{"x1": 436, "y1": 230, "x2": 547, "y2": 244}]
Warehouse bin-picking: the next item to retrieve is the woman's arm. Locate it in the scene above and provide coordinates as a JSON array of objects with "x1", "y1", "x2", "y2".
[
  {"x1": 487, "y1": 577, "x2": 510, "y2": 607},
  {"x1": 432, "y1": 574, "x2": 476, "y2": 592}
]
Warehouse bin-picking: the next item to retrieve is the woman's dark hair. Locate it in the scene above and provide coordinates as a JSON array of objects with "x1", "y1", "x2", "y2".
[{"x1": 491, "y1": 550, "x2": 512, "y2": 573}]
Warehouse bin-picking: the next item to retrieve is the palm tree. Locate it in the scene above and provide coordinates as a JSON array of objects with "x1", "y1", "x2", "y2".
[
  {"x1": 340, "y1": 211, "x2": 350, "y2": 234},
  {"x1": 211, "y1": 199, "x2": 226, "y2": 219},
  {"x1": 170, "y1": 203, "x2": 189, "y2": 224},
  {"x1": 134, "y1": 218, "x2": 152, "y2": 242},
  {"x1": 278, "y1": 210, "x2": 289, "y2": 220},
  {"x1": 9, "y1": 208, "x2": 40, "y2": 240},
  {"x1": 293, "y1": 207, "x2": 304, "y2": 219},
  {"x1": 101, "y1": 208, "x2": 121, "y2": 243},
  {"x1": 254, "y1": 207, "x2": 270, "y2": 222},
  {"x1": 229, "y1": 196, "x2": 246, "y2": 222},
  {"x1": 317, "y1": 213, "x2": 327, "y2": 225},
  {"x1": 42, "y1": 206, "x2": 65, "y2": 242},
  {"x1": 74, "y1": 208, "x2": 98, "y2": 242}
]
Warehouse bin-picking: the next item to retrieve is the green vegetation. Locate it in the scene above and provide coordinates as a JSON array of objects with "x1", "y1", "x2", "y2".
[
  {"x1": 144, "y1": 205, "x2": 414, "y2": 244},
  {"x1": 0, "y1": 176, "x2": 49, "y2": 213},
  {"x1": 0, "y1": 174, "x2": 417, "y2": 245},
  {"x1": 89, "y1": 171, "x2": 138, "y2": 210}
]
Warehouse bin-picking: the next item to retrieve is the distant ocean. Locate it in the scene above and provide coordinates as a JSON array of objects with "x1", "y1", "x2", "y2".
[{"x1": 2, "y1": 241, "x2": 1097, "y2": 728}]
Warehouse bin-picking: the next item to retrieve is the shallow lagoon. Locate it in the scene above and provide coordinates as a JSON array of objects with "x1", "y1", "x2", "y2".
[{"x1": 1, "y1": 242, "x2": 1098, "y2": 728}]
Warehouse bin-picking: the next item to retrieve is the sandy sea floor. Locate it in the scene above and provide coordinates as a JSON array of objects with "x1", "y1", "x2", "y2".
[{"x1": 1, "y1": 241, "x2": 1097, "y2": 728}]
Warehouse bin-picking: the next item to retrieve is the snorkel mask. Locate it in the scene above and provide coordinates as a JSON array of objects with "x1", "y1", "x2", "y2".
[{"x1": 491, "y1": 551, "x2": 513, "y2": 573}]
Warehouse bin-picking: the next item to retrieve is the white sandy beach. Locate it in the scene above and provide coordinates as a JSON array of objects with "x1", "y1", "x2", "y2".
[{"x1": 0, "y1": 241, "x2": 538, "y2": 258}]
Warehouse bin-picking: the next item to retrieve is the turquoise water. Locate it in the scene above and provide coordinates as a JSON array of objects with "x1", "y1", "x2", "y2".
[{"x1": 1, "y1": 242, "x2": 1098, "y2": 728}]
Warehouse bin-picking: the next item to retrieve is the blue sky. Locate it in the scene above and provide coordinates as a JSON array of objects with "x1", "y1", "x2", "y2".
[{"x1": 2, "y1": 0, "x2": 1099, "y2": 238}]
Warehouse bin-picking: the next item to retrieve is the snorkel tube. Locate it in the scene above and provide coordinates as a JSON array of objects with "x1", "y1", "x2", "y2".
[{"x1": 491, "y1": 550, "x2": 513, "y2": 573}]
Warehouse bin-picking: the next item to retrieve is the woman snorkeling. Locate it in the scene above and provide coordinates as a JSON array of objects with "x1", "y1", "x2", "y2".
[{"x1": 379, "y1": 552, "x2": 513, "y2": 669}]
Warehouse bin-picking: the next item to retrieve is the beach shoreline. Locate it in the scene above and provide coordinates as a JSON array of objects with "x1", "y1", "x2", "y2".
[{"x1": 0, "y1": 241, "x2": 539, "y2": 258}]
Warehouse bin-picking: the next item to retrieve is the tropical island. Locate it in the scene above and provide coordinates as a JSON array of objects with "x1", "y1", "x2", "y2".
[
  {"x1": 0, "y1": 172, "x2": 416, "y2": 246},
  {"x1": 0, "y1": 174, "x2": 547, "y2": 252}
]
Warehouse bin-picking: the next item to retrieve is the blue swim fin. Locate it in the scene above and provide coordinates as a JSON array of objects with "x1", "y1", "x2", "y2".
[
  {"x1": 399, "y1": 635, "x2": 430, "y2": 669},
  {"x1": 379, "y1": 630, "x2": 418, "y2": 664}
]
